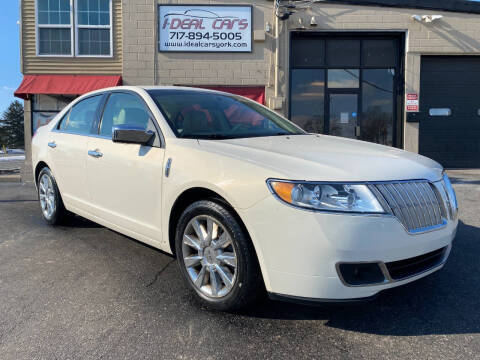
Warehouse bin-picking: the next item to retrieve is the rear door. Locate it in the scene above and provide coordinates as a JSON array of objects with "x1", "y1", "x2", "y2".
[
  {"x1": 419, "y1": 56, "x2": 480, "y2": 168},
  {"x1": 86, "y1": 92, "x2": 165, "y2": 243},
  {"x1": 47, "y1": 94, "x2": 104, "y2": 210}
]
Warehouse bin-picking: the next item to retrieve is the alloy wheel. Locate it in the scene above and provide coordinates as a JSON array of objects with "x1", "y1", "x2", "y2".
[
  {"x1": 39, "y1": 174, "x2": 56, "y2": 220},
  {"x1": 182, "y1": 215, "x2": 238, "y2": 298}
]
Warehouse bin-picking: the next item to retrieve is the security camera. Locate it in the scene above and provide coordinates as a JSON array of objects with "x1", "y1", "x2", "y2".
[{"x1": 276, "y1": 11, "x2": 292, "y2": 21}]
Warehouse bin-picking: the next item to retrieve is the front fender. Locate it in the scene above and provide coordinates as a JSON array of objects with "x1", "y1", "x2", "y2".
[{"x1": 160, "y1": 141, "x2": 276, "y2": 287}]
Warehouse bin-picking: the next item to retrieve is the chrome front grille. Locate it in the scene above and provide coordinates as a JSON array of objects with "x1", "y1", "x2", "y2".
[{"x1": 368, "y1": 181, "x2": 447, "y2": 233}]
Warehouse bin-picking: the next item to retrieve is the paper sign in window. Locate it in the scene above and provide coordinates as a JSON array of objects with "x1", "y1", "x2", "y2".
[{"x1": 340, "y1": 112, "x2": 349, "y2": 124}]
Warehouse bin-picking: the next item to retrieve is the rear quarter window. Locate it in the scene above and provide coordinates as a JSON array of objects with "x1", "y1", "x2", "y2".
[
  {"x1": 59, "y1": 95, "x2": 103, "y2": 135},
  {"x1": 56, "y1": 109, "x2": 71, "y2": 130}
]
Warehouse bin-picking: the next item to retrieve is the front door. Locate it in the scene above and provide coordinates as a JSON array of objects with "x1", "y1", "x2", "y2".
[
  {"x1": 86, "y1": 92, "x2": 165, "y2": 243},
  {"x1": 328, "y1": 93, "x2": 359, "y2": 139}
]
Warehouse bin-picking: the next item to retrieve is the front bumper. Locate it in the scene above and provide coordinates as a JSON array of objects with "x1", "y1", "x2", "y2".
[{"x1": 238, "y1": 196, "x2": 457, "y2": 300}]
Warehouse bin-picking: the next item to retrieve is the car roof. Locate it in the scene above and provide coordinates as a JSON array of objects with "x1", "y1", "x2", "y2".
[
  {"x1": 141, "y1": 86, "x2": 239, "y2": 97},
  {"x1": 84, "y1": 85, "x2": 235, "y2": 97},
  {"x1": 67, "y1": 85, "x2": 245, "y2": 116}
]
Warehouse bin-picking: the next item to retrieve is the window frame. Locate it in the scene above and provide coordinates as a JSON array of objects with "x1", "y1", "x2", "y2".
[
  {"x1": 51, "y1": 90, "x2": 165, "y2": 148},
  {"x1": 35, "y1": 0, "x2": 113, "y2": 58},
  {"x1": 74, "y1": 0, "x2": 113, "y2": 58},
  {"x1": 35, "y1": 0, "x2": 74, "y2": 57}
]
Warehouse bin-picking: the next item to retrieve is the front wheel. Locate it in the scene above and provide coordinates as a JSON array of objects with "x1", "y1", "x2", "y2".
[{"x1": 175, "y1": 200, "x2": 263, "y2": 311}]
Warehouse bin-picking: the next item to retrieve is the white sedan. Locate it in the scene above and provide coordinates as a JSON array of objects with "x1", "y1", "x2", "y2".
[{"x1": 32, "y1": 86, "x2": 458, "y2": 310}]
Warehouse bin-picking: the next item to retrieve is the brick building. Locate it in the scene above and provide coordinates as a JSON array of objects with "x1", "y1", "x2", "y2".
[{"x1": 15, "y1": 0, "x2": 480, "y2": 181}]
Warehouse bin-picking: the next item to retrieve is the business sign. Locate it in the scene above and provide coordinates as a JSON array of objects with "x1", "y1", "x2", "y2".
[
  {"x1": 158, "y1": 5, "x2": 252, "y2": 52},
  {"x1": 406, "y1": 93, "x2": 419, "y2": 112}
]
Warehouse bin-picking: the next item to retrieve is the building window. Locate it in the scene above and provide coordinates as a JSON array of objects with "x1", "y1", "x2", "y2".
[
  {"x1": 76, "y1": 0, "x2": 112, "y2": 56},
  {"x1": 37, "y1": 0, "x2": 73, "y2": 56},
  {"x1": 289, "y1": 33, "x2": 401, "y2": 147},
  {"x1": 36, "y1": 0, "x2": 112, "y2": 57},
  {"x1": 32, "y1": 94, "x2": 77, "y2": 134},
  {"x1": 290, "y1": 69, "x2": 325, "y2": 134}
]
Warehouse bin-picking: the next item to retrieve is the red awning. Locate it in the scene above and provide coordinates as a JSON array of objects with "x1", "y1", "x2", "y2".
[
  {"x1": 200, "y1": 86, "x2": 265, "y2": 104},
  {"x1": 14, "y1": 75, "x2": 122, "y2": 100}
]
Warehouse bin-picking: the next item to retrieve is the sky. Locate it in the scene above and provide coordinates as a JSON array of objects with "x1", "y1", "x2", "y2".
[{"x1": 0, "y1": 1, "x2": 21, "y2": 115}]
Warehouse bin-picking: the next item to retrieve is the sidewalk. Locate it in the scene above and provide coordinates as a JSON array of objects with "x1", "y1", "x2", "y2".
[{"x1": 0, "y1": 154, "x2": 24, "y2": 182}]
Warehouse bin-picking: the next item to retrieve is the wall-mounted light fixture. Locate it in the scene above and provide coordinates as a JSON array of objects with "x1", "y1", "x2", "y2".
[
  {"x1": 310, "y1": 16, "x2": 317, "y2": 27},
  {"x1": 296, "y1": 17, "x2": 305, "y2": 30},
  {"x1": 412, "y1": 14, "x2": 443, "y2": 23},
  {"x1": 265, "y1": 22, "x2": 271, "y2": 33}
]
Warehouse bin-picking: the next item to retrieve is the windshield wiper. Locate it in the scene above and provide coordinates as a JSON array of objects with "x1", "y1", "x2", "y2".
[
  {"x1": 181, "y1": 132, "x2": 302, "y2": 139},
  {"x1": 203, "y1": 134, "x2": 234, "y2": 140},
  {"x1": 181, "y1": 134, "x2": 234, "y2": 140},
  {"x1": 268, "y1": 132, "x2": 292, "y2": 136}
]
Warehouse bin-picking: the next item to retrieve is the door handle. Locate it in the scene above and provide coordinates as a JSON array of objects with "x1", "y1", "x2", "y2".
[
  {"x1": 48, "y1": 141, "x2": 57, "y2": 148},
  {"x1": 88, "y1": 150, "x2": 103, "y2": 158}
]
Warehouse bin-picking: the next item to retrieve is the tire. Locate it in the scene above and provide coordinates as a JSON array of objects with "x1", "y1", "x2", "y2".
[
  {"x1": 175, "y1": 200, "x2": 263, "y2": 311},
  {"x1": 37, "y1": 167, "x2": 71, "y2": 225}
]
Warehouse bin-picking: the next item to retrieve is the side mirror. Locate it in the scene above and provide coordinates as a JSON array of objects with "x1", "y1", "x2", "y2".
[{"x1": 112, "y1": 125, "x2": 154, "y2": 145}]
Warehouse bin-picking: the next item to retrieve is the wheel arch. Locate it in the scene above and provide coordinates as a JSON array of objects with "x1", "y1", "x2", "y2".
[
  {"x1": 34, "y1": 161, "x2": 49, "y2": 184},
  {"x1": 168, "y1": 186, "x2": 268, "y2": 290},
  {"x1": 168, "y1": 187, "x2": 251, "y2": 258}
]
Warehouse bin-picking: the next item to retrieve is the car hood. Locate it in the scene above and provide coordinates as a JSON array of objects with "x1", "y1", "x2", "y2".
[{"x1": 198, "y1": 134, "x2": 444, "y2": 182}]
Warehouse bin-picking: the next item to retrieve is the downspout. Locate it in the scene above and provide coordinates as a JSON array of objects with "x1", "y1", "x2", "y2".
[
  {"x1": 274, "y1": 14, "x2": 279, "y2": 98},
  {"x1": 19, "y1": 0, "x2": 23, "y2": 75},
  {"x1": 153, "y1": 0, "x2": 157, "y2": 85}
]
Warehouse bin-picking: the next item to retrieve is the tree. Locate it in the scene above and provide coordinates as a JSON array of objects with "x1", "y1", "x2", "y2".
[
  {"x1": 0, "y1": 121, "x2": 6, "y2": 149},
  {"x1": 0, "y1": 100, "x2": 24, "y2": 149}
]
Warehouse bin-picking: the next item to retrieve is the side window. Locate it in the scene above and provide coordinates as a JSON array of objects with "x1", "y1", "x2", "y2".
[
  {"x1": 56, "y1": 109, "x2": 71, "y2": 130},
  {"x1": 99, "y1": 93, "x2": 151, "y2": 137},
  {"x1": 63, "y1": 95, "x2": 102, "y2": 134}
]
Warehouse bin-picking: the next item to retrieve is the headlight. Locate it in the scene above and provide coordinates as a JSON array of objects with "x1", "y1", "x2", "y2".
[
  {"x1": 267, "y1": 179, "x2": 385, "y2": 213},
  {"x1": 442, "y1": 172, "x2": 458, "y2": 220}
]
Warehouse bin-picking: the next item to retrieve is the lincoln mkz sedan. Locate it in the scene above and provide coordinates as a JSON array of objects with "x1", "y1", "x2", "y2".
[{"x1": 32, "y1": 86, "x2": 458, "y2": 310}]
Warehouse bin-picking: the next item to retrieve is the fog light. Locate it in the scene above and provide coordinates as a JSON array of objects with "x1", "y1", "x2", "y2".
[{"x1": 338, "y1": 262, "x2": 386, "y2": 286}]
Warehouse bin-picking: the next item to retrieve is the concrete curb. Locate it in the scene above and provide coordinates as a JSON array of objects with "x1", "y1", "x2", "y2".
[{"x1": 0, "y1": 175, "x2": 22, "y2": 183}]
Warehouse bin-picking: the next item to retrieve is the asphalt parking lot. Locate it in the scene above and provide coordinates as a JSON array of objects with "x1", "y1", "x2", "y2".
[{"x1": 0, "y1": 170, "x2": 479, "y2": 359}]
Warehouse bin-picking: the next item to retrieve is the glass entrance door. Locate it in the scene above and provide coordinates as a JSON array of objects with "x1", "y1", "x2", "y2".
[
  {"x1": 289, "y1": 33, "x2": 403, "y2": 147},
  {"x1": 328, "y1": 94, "x2": 358, "y2": 139}
]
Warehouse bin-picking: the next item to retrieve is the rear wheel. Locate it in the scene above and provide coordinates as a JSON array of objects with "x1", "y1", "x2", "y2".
[
  {"x1": 175, "y1": 200, "x2": 263, "y2": 310},
  {"x1": 37, "y1": 167, "x2": 70, "y2": 225}
]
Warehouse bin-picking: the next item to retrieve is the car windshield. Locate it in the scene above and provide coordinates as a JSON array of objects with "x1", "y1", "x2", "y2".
[{"x1": 147, "y1": 90, "x2": 306, "y2": 139}]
